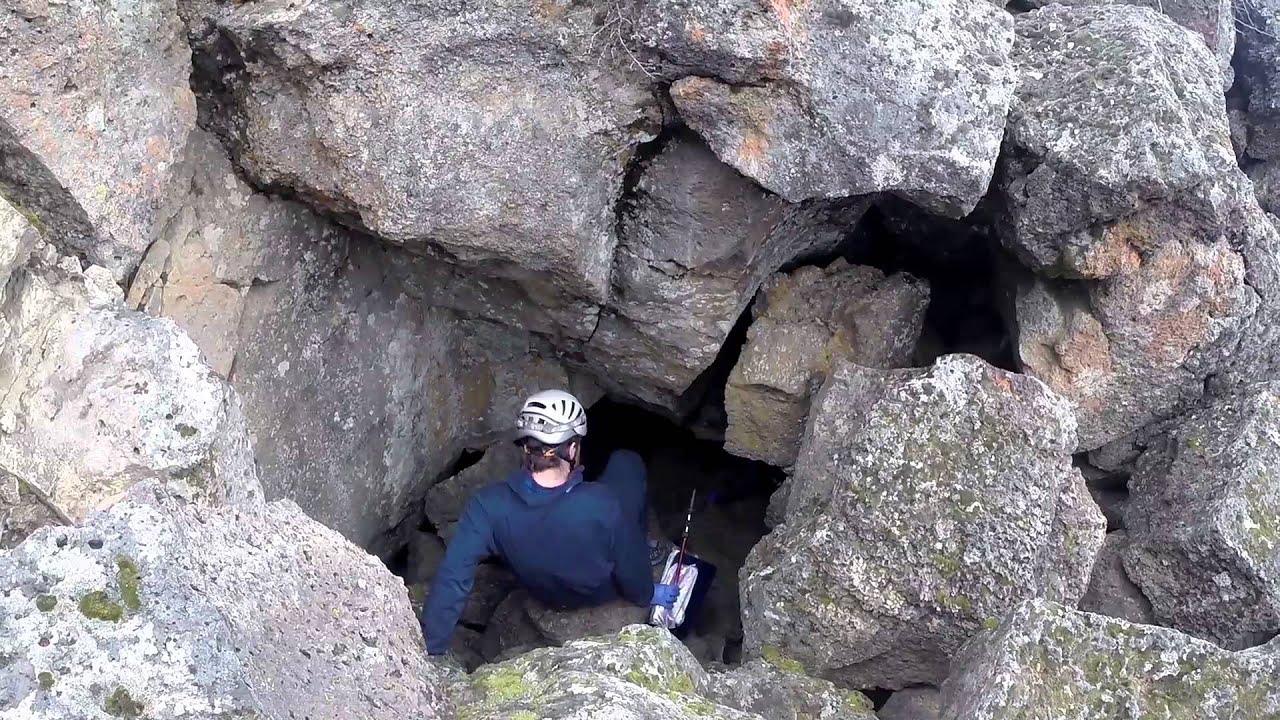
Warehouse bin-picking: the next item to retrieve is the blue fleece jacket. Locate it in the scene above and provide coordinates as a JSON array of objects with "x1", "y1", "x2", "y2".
[{"x1": 421, "y1": 465, "x2": 653, "y2": 654}]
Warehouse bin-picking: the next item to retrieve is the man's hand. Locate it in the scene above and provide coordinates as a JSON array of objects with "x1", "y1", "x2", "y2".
[{"x1": 651, "y1": 582, "x2": 679, "y2": 609}]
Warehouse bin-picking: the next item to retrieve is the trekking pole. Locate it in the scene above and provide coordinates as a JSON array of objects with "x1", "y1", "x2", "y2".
[{"x1": 673, "y1": 489, "x2": 696, "y2": 585}]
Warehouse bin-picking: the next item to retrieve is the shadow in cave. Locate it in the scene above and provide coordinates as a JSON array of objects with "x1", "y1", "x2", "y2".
[
  {"x1": 581, "y1": 397, "x2": 786, "y2": 665},
  {"x1": 812, "y1": 197, "x2": 1019, "y2": 371}
]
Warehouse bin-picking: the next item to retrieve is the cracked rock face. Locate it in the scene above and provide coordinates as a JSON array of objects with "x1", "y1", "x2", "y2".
[
  {"x1": 585, "y1": 134, "x2": 868, "y2": 409},
  {"x1": 0, "y1": 483, "x2": 449, "y2": 719},
  {"x1": 0, "y1": 0, "x2": 195, "y2": 279},
  {"x1": 724, "y1": 259, "x2": 929, "y2": 466},
  {"x1": 644, "y1": 0, "x2": 1017, "y2": 216},
  {"x1": 706, "y1": 659, "x2": 877, "y2": 720},
  {"x1": 128, "y1": 133, "x2": 580, "y2": 550},
  {"x1": 1077, "y1": 531, "x2": 1154, "y2": 626},
  {"x1": 0, "y1": 200, "x2": 260, "y2": 550},
  {"x1": 184, "y1": 0, "x2": 661, "y2": 305},
  {"x1": 1123, "y1": 384, "x2": 1280, "y2": 650},
  {"x1": 1001, "y1": 4, "x2": 1272, "y2": 450},
  {"x1": 1239, "y1": 0, "x2": 1280, "y2": 160},
  {"x1": 741, "y1": 355, "x2": 1105, "y2": 689},
  {"x1": 939, "y1": 599, "x2": 1280, "y2": 719}
]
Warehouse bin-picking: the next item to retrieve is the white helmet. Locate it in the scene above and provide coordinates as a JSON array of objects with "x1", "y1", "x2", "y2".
[{"x1": 515, "y1": 389, "x2": 588, "y2": 445}]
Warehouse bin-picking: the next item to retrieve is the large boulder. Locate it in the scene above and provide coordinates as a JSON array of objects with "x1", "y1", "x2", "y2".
[
  {"x1": 452, "y1": 624, "x2": 855, "y2": 719},
  {"x1": 724, "y1": 259, "x2": 929, "y2": 466},
  {"x1": 583, "y1": 134, "x2": 868, "y2": 409},
  {"x1": 1000, "y1": 4, "x2": 1268, "y2": 449},
  {"x1": 1122, "y1": 384, "x2": 1280, "y2": 649},
  {"x1": 0, "y1": 0, "x2": 195, "y2": 278},
  {"x1": 879, "y1": 687, "x2": 941, "y2": 720},
  {"x1": 1077, "y1": 531, "x2": 1155, "y2": 625},
  {"x1": 127, "y1": 134, "x2": 578, "y2": 550},
  {"x1": 939, "y1": 599, "x2": 1280, "y2": 719},
  {"x1": 184, "y1": 0, "x2": 660, "y2": 305},
  {"x1": 479, "y1": 589, "x2": 650, "y2": 662},
  {"x1": 0, "y1": 483, "x2": 449, "y2": 719},
  {"x1": 0, "y1": 201, "x2": 259, "y2": 550},
  {"x1": 1016, "y1": 0, "x2": 1234, "y2": 87},
  {"x1": 644, "y1": 0, "x2": 1016, "y2": 216},
  {"x1": 706, "y1": 659, "x2": 877, "y2": 720},
  {"x1": 740, "y1": 355, "x2": 1105, "y2": 689}
]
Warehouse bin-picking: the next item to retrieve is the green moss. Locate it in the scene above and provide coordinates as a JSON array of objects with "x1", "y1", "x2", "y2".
[
  {"x1": 104, "y1": 687, "x2": 144, "y2": 717},
  {"x1": 475, "y1": 665, "x2": 529, "y2": 703},
  {"x1": 982, "y1": 617, "x2": 1000, "y2": 631},
  {"x1": 844, "y1": 691, "x2": 874, "y2": 713},
  {"x1": 760, "y1": 645, "x2": 805, "y2": 674},
  {"x1": 78, "y1": 591, "x2": 123, "y2": 622},
  {"x1": 668, "y1": 672, "x2": 694, "y2": 695},
  {"x1": 932, "y1": 553, "x2": 963, "y2": 577},
  {"x1": 509, "y1": 712, "x2": 537, "y2": 720},
  {"x1": 35, "y1": 595, "x2": 57, "y2": 612},
  {"x1": 115, "y1": 556, "x2": 142, "y2": 611},
  {"x1": 682, "y1": 697, "x2": 717, "y2": 716},
  {"x1": 934, "y1": 590, "x2": 972, "y2": 612},
  {"x1": 0, "y1": 193, "x2": 48, "y2": 237},
  {"x1": 38, "y1": 671, "x2": 54, "y2": 690}
]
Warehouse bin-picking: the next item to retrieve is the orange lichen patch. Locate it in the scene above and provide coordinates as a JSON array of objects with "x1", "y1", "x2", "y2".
[
  {"x1": 738, "y1": 128, "x2": 769, "y2": 170},
  {"x1": 671, "y1": 76, "x2": 713, "y2": 101},
  {"x1": 1076, "y1": 220, "x2": 1145, "y2": 278},
  {"x1": 1056, "y1": 310, "x2": 1112, "y2": 377},
  {"x1": 535, "y1": 0, "x2": 570, "y2": 20},
  {"x1": 687, "y1": 22, "x2": 708, "y2": 43},
  {"x1": 990, "y1": 371, "x2": 1014, "y2": 394},
  {"x1": 765, "y1": 0, "x2": 809, "y2": 27},
  {"x1": 1144, "y1": 306, "x2": 1210, "y2": 366}
]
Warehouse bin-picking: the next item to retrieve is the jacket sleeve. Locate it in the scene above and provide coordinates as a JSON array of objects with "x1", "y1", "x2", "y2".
[
  {"x1": 422, "y1": 498, "x2": 494, "y2": 655},
  {"x1": 609, "y1": 501, "x2": 654, "y2": 607}
]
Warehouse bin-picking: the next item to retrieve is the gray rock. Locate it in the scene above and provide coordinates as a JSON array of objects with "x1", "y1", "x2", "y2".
[
  {"x1": 1078, "y1": 532, "x2": 1155, "y2": 625},
  {"x1": 939, "y1": 599, "x2": 1280, "y2": 719},
  {"x1": 1123, "y1": 384, "x2": 1280, "y2": 649},
  {"x1": 583, "y1": 134, "x2": 868, "y2": 409},
  {"x1": 655, "y1": 0, "x2": 1016, "y2": 216},
  {"x1": 0, "y1": 482, "x2": 449, "y2": 719},
  {"x1": 480, "y1": 588, "x2": 651, "y2": 661},
  {"x1": 0, "y1": 202, "x2": 260, "y2": 550},
  {"x1": 1249, "y1": 161, "x2": 1280, "y2": 217},
  {"x1": 127, "y1": 133, "x2": 577, "y2": 550},
  {"x1": 706, "y1": 659, "x2": 877, "y2": 720},
  {"x1": 740, "y1": 355, "x2": 1105, "y2": 689},
  {"x1": 480, "y1": 589, "x2": 548, "y2": 663},
  {"x1": 452, "y1": 624, "x2": 766, "y2": 719},
  {"x1": 185, "y1": 0, "x2": 661, "y2": 305},
  {"x1": 1000, "y1": 5, "x2": 1267, "y2": 449},
  {"x1": 0, "y1": 0, "x2": 194, "y2": 278},
  {"x1": 879, "y1": 687, "x2": 941, "y2": 720},
  {"x1": 425, "y1": 445, "x2": 520, "y2": 540},
  {"x1": 1017, "y1": 0, "x2": 1234, "y2": 87},
  {"x1": 724, "y1": 259, "x2": 929, "y2": 466},
  {"x1": 1086, "y1": 486, "x2": 1128, "y2": 532},
  {"x1": 413, "y1": 563, "x2": 515, "y2": 630},
  {"x1": 405, "y1": 531, "x2": 446, "y2": 586}
]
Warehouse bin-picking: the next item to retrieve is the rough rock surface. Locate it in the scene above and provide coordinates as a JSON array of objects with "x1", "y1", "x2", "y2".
[
  {"x1": 939, "y1": 599, "x2": 1280, "y2": 719},
  {"x1": 724, "y1": 259, "x2": 929, "y2": 466},
  {"x1": 879, "y1": 687, "x2": 941, "y2": 720},
  {"x1": 480, "y1": 589, "x2": 650, "y2": 662},
  {"x1": 1078, "y1": 532, "x2": 1154, "y2": 625},
  {"x1": 651, "y1": 0, "x2": 1016, "y2": 216},
  {"x1": 0, "y1": 201, "x2": 259, "y2": 550},
  {"x1": 127, "y1": 134, "x2": 577, "y2": 550},
  {"x1": 1123, "y1": 384, "x2": 1280, "y2": 649},
  {"x1": 1001, "y1": 4, "x2": 1268, "y2": 449},
  {"x1": 0, "y1": 0, "x2": 195, "y2": 278},
  {"x1": 425, "y1": 445, "x2": 520, "y2": 542},
  {"x1": 741, "y1": 355, "x2": 1105, "y2": 689},
  {"x1": 706, "y1": 659, "x2": 877, "y2": 720},
  {"x1": 185, "y1": 0, "x2": 660, "y2": 305},
  {"x1": 1016, "y1": 0, "x2": 1234, "y2": 86},
  {"x1": 453, "y1": 624, "x2": 774, "y2": 719},
  {"x1": 584, "y1": 134, "x2": 868, "y2": 409},
  {"x1": 0, "y1": 483, "x2": 449, "y2": 719}
]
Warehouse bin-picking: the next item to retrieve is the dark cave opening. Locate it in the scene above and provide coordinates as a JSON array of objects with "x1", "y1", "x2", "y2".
[{"x1": 822, "y1": 198, "x2": 1019, "y2": 372}]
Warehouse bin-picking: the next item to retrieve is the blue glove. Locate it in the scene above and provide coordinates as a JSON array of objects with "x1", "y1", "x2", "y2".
[{"x1": 651, "y1": 583, "x2": 679, "y2": 609}]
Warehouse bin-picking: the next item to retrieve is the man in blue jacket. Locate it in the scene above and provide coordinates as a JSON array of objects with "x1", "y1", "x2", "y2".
[{"x1": 421, "y1": 389, "x2": 680, "y2": 656}]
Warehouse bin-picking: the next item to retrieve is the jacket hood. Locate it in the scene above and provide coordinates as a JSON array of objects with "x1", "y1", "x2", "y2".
[{"x1": 506, "y1": 467, "x2": 584, "y2": 506}]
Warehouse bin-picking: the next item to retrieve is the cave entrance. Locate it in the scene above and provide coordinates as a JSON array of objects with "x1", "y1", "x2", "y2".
[
  {"x1": 580, "y1": 397, "x2": 786, "y2": 665},
  {"x1": 828, "y1": 198, "x2": 1019, "y2": 371}
]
